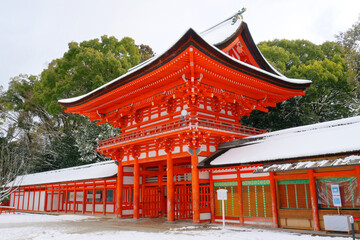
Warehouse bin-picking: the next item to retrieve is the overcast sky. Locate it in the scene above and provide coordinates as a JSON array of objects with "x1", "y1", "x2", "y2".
[{"x1": 0, "y1": 0, "x2": 359, "y2": 90}]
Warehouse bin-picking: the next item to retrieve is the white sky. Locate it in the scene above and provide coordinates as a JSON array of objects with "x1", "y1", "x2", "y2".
[{"x1": 0, "y1": 0, "x2": 359, "y2": 90}]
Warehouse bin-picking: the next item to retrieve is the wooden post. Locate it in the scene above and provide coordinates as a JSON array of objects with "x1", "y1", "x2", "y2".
[
  {"x1": 236, "y1": 169, "x2": 244, "y2": 225},
  {"x1": 167, "y1": 150, "x2": 175, "y2": 222},
  {"x1": 32, "y1": 188, "x2": 35, "y2": 211},
  {"x1": 133, "y1": 157, "x2": 140, "y2": 219},
  {"x1": 103, "y1": 185, "x2": 107, "y2": 216},
  {"x1": 159, "y1": 163, "x2": 165, "y2": 217},
  {"x1": 269, "y1": 172, "x2": 279, "y2": 228},
  {"x1": 82, "y1": 183, "x2": 86, "y2": 214},
  {"x1": 57, "y1": 185, "x2": 60, "y2": 213},
  {"x1": 92, "y1": 183, "x2": 95, "y2": 215},
  {"x1": 44, "y1": 188, "x2": 48, "y2": 212},
  {"x1": 191, "y1": 148, "x2": 200, "y2": 223},
  {"x1": 22, "y1": 187, "x2": 25, "y2": 210},
  {"x1": 73, "y1": 188, "x2": 76, "y2": 214},
  {"x1": 209, "y1": 170, "x2": 215, "y2": 223},
  {"x1": 65, "y1": 186, "x2": 68, "y2": 214},
  {"x1": 116, "y1": 161, "x2": 123, "y2": 218},
  {"x1": 50, "y1": 185, "x2": 54, "y2": 212},
  {"x1": 356, "y1": 166, "x2": 360, "y2": 200},
  {"x1": 308, "y1": 169, "x2": 320, "y2": 231}
]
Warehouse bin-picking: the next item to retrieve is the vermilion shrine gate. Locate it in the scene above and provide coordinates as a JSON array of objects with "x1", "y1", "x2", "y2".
[{"x1": 58, "y1": 15, "x2": 310, "y2": 223}]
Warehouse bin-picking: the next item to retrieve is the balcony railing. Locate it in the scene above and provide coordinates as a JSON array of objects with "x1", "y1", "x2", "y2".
[{"x1": 98, "y1": 116, "x2": 266, "y2": 148}]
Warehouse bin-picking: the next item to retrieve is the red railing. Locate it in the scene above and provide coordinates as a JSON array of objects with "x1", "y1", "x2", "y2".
[{"x1": 98, "y1": 116, "x2": 266, "y2": 148}]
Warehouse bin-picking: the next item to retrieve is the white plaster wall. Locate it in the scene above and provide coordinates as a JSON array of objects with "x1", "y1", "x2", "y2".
[
  {"x1": 123, "y1": 167, "x2": 134, "y2": 173},
  {"x1": 86, "y1": 204, "x2": 92, "y2": 212},
  {"x1": 200, "y1": 212, "x2": 211, "y2": 220},
  {"x1": 18, "y1": 196, "x2": 23, "y2": 209},
  {"x1": 39, "y1": 191, "x2": 45, "y2": 211},
  {"x1": 240, "y1": 172, "x2": 269, "y2": 178},
  {"x1": 212, "y1": 174, "x2": 237, "y2": 180},
  {"x1": 28, "y1": 192, "x2": 34, "y2": 210},
  {"x1": 24, "y1": 192, "x2": 29, "y2": 210},
  {"x1": 106, "y1": 205, "x2": 114, "y2": 212},
  {"x1": 199, "y1": 171, "x2": 209, "y2": 180},
  {"x1": 52, "y1": 194, "x2": 59, "y2": 211},
  {"x1": 122, "y1": 209, "x2": 134, "y2": 215},
  {"x1": 123, "y1": 176, "x2": 134, "y2": 185},
  {"x1": 95, "y1": 204, "x2": 102, "y2": 212}
]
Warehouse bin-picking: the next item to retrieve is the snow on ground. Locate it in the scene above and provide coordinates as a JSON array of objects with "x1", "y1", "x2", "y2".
[{"x1": 0, "y1": 213, "x2": 351, "y2": 240}]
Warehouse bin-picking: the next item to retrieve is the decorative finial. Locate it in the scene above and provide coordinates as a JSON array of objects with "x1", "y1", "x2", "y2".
[{"x1": 231, "y1": 8, "x2": 247, "y2": 25}]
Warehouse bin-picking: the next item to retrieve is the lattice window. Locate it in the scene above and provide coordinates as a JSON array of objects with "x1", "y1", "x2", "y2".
[
  {"x1": 317, "y1": 177, "x2": 360, "y2": 209},
  {"x1": 214, "y1": 181, "x2": 239, "y2": 217},
  {"x1": 242, "y1": 180, "x2": 272, "y2": 219},
  {"x1": 278, "y1": 180, "x2": 311, "y2": 209},
  {"x1": 199, "y1": 184, "x2": 211, "y2": 209}
]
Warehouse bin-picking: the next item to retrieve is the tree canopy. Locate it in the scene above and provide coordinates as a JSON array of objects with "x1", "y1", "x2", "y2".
[
  {"x1": 242, "y1": 39, "x2": 357, "y2": 130},
  {"x1": 0, "y1": 35, "x2": 154, "y2": 174}
]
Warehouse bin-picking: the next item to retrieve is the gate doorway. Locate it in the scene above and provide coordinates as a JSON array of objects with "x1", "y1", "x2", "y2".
[
  {"x1": 143, "y1": 187, "x2": 162, "y2": 218},
  {"x1": 174, "y1": 184, "x2": 192, "y2": 220}
]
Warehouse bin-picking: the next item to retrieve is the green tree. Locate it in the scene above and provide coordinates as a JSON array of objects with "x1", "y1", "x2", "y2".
[
  {"x1": 1, "y1": 36, "x2": 153, "y2": 172},
  {"x1": 138, "y1": 44, "x2": 155, "y2": 63},
  {"x1": 242, "y1": 40, "x2": 356, "y2": 130},
  {"x1": 337, "y1": 15, "x2": 360, "y2": 113},
  {"x1": 34, "y1": 35, "x2": 141, "y2": 115}
]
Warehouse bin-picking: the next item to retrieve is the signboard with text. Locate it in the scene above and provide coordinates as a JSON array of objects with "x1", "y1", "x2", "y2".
[{"x1": 331, "y1": 184, "x2": 342, "y2": 207}]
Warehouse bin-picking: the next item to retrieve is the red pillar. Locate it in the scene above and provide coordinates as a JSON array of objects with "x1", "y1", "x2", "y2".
[
  {"x1": 356, "y1": 166, "x2": 360, "y2": 200},
  {"x1": 73, "y1": 189, "x2": 76, "y2": 213},
  {"x1": 236, "y1": 169, "x2": 244, "y2": 225},
  {"x1": 65, "y1": 187, "x2": 68, "y2": 214},
  {"x1": 191, "y1": 148, "x2": 200, "y2": 223},
  {"x1": 50, "y1": 185, "x2": 54, "y2": 212},
  {"x1": 269, "y1": 172, "x2": 279, "y2": 228},
  {"x1": 44, "y1": 188, "x2": 48, "y2": 212},
  {"x1": 308, "y1": 169, "x2": 320, "y2": 231},
  {"x1": 167, "y1": 151, "x2": 175, "y2": 222},
  {"x1": 159, "y1": 163, "x2": 166, "y2": 217},
  {"x1": 116, "y1": 161, "x2": 123, "y2": 218},
  {"x1": 92, "y1": 183, "x2": 95, "y2": 215},
  {"x1": 209, "y1": 171, "x2": 215, "y2": 223},
  {"x1": 82, "y1": 183, "x2": 86, "y2": 214},
  {"x1": 133, "y1": 157, "x2": 140, "y2": 219},
  {"x1": 103, "y1": 184, "x2": 107, "y2": 216}
]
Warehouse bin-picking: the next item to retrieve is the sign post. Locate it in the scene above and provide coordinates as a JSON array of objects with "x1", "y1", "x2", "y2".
[
  {"x1": 331, "y1": 184, "x2": 341, "y2": 214},
  {"x1": 216, "y1": 189, "x2": 228, "y2": 228}
]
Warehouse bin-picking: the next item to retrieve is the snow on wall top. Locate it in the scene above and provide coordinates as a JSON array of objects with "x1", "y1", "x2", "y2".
[
  {"x1": 9, "y1": 160, "x2": 118, "y2": 187},
  {"x1": 208, "y1": 116, "x2": 360, "y2": 166}
]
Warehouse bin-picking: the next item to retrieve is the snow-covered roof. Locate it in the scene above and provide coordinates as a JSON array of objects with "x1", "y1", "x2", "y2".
[
  {"x1": 255, "y1": 155, "x2": 360, "y2": 173},
  {"x1": 201, "y1": 116, "x2": 360, "y2": 167},
  {"x1": 59, "y1": 18, "x2": 310, "y2": 106},
  {"x1": 9, "y1": 160, "x2": 118, "y2": 187}
]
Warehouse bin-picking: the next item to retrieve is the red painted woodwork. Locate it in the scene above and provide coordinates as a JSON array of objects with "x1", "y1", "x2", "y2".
[
  {"x1": 191, "y1": 149, "x2": 200, "y2": 223},
  {"x1": 209, "y1": 171, "x2": 215, "y2": 223},
  {"x1": 269, "y1": 172, "x2": 279, "y2": 228},
  {"x1": 57, "y1": 23, "x2": 310, "y2": 224},
  {"x1": 174, "y1": 185, "x2": 192, "y2": 220},
  {"x1": 166, "y1": 151, "x2": 175, "y2": 222},
  {"x1": 356, "y1": 166, "x2": 360, "y2": 200},
  {"x1": 236, "y1": 169, "x2": 244, "y2": 225},
  {"x1": 143, "y1": 187, "x2": 162, "y2": 218},
  {"x1": 308, "y1": 170, "x2": 320, "y2": 231},
  {"x1": 116, "y1": 161, "x2": 123, "y2": 218},
  {"x1": 133, "y1": 157, "x2": 140, "y2": 219}
]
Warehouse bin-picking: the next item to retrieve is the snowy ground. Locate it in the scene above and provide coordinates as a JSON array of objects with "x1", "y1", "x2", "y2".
[{"x1": 0, "y1": 213, "x2": 354, "y2": 240}]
